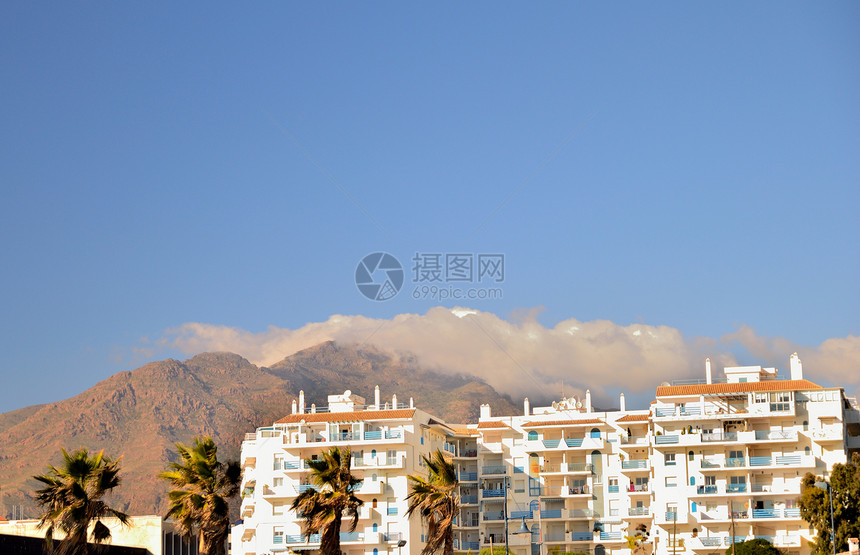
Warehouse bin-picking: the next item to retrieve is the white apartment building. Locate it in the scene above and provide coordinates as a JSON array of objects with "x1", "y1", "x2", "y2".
[{"x1": 233, "y1": 355, "x2": 860, "y2": 555}]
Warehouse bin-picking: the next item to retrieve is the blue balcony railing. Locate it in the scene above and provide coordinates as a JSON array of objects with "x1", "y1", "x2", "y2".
[
  {"x1": 459, "y1": 472, "x2": 478, "y2": 481},
  {"x1": 749, "y1": 456, "x2": 772, "y2": 466},
  {"x1": 571, "y1": 532, "x2": 593, "y2": 542},
  {"x1": 298, "y1": 484, "x2": 317, "y2": 493},
  {"x1": 752, "y1": 509, "x2": 780, "y2": 518},
  {"x1": 607, "y1": 485, "x2": 619, "y2": 493},
  {"x1": 273, "y1": 536, "x2": 284, "y2": 544},
  {"x1": 340, "y1": 532, "x2": 362, "y2": 542},
  {"x1": 785, "y1": 508, "x2": 801, "y2": 518},
  {"x1": 461, "y1": 495, "x2": 478, "y2": 504},
  {"x1": 656, "y1": 435, "x2": 679, "y2": 444},
  {"x1": 513, "y1": 466, "x2": 525, "y2": 474},
  {"x1": 697, "y1": 485, "x2": 718, "y2": 494},
  {"x1": 700, "y1": 537, "x2": 722, "y2": 546},
  {"x1": 725, "y1": 458, "x2": 746, "y2": 467},
  {"x1": 387, "y1": 507, "x2": 399, "y2": 516},
  {"x1": 542, "y1": 439, "x2": 561, "y2": 448},
  {"x1": 600, "y1": 531, "x2": 623, "y2": 540},
  {"x1": 656, "y1": 407, "x2": 675, "y2": 417},
  {"x1": 461, "y1": 542, "x2": 480, "y2": 550},
  {"x1": 776, "y1": 455, "x2": 801, "y2": 465},
  {"x1": 665, "y1": 511, "x2": 678, "y2": 521},
  {"x1": 482, "y1": 489, "x2": 505, "y2": 498},
  {"x1": 363, "y1": 431, "x2": 382, "y2": 440},
  {"x1": 727, "y1": 483, "x2": 747, "y2": 493},
  {"x1": 565, "y1": 438, "x2": 584, "y2": 447},
  {"x1": 725, "y1": 536, "x2": 746, "y2": 545},
  {"x1": 542, "y1": 509, "x2": 562, "y2": 519}
]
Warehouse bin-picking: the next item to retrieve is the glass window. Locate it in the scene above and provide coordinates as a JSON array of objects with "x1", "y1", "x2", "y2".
[
  {"x1": 528, "y1": 431, "x2": 538, "y2": 441},
  {"x1": 665, "y1": 453, "x2": 676, "y2": 466}
]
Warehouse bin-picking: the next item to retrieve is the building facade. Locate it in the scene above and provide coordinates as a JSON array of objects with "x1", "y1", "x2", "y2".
[{"x1": 233, "y1": 356, "x2": 860, "y2": 555}]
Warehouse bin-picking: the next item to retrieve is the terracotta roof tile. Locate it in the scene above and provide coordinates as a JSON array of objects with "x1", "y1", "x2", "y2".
[
  {"x1": 616, "y1": 414, "x2": 650, "y2": 422},
  {"x1": 656, "y1": 379, "x2": 822, "y2": 397},
  {"x1": 477, "y1": 421, "x2": 508, "y2": 429},
  {"x1": 276, "y1": 409, "x2": 416, "y2": 424},
  {"x1": 450, "y1": 427, "x2": 480, "y2": 436},
  {"x1": 521, "y1": 418, "x2": 604, "y2": 428}
]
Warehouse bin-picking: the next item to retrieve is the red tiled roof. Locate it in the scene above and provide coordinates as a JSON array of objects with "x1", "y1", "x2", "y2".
[
  {"x1": 276, "y1": 409, "x2": 416, "y2": 424},
  {"x1": 521, "y1": 418, "x2": 604, "y2": 428},
  {"x1": 656, "y1": 379, "x2": 822, "y2": 397},
  {"x1": 616, "y1": 414, "x2": 650, "y2": 422},
  {"x1": 477, "y1": 421, "x2": 508, "y2": 429},
  {"x1": 450, "y1": 427, "x2": 480, "y2": 436}
]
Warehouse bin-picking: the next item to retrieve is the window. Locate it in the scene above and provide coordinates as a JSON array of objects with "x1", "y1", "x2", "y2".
[
  {"x1": 803, "y1": 421, "x2": 809, "y2": 431},
  {"x1": 273, "y1": 477, "x2": 284, "y2": 487},
  {"x1": 805, "y1": 446, "x2": 811, "y2": 455},
  {"x1": 665, "y1": 453, "x2": 676, "y2": 466},
  {"x1": 665, "y1": 476, "x2": 677, "y2": 488},
  {"x1": 688, "y1": 451, "x2": 694, "y2": 461},
  {"x1": 770, "y1": 392, "x2": 791, "y2": 412},
  {"x1": 373, "y1": 523, "x2": 378, "y2": 532},
  {"x1": 528, "y1": 431, "x2": 538, "y2": 441},
  {"x1": 273, "y1": 503, "x2": 286, "y2": 516},
  {"x1": 274, "y1": 455, "x2": 284, "y2": 471},
  {"x1": 739, "y1": 378, "x2": 747, "y2": 383},
  {"x1": 754, "y1": 393, "x2": 768, "y2": 404},
  {"x1": 590, "y1": 428, "x2": 601, "y2": 439}
]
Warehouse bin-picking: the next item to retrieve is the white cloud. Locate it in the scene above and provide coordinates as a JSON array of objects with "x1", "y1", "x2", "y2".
[{"x1": 158, "y1": 308, "x2": 860, "y2": 407}]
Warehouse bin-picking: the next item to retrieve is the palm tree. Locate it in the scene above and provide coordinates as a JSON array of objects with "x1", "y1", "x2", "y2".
[
  {"x1": 33, "y1": 447, "x2": 130, "y2": 555},
  {"x1": 291, "y1": 446, "x2": 364, "y2": 555},
  {"x1": 159, "y1": 436, "x2": 241, "y2": 555},
  {"x1": 406, "y1": 449, "x2": 460, "y2": 555}
]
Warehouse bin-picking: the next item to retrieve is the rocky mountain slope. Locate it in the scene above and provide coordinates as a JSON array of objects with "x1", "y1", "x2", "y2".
[{"x1": 0, "y1": 341, "x2": 518, "y2": 518}]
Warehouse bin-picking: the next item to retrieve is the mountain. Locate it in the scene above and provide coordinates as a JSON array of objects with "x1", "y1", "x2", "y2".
[{"x1": 0, "y1": 341, "x2": 518, "y2": 518}]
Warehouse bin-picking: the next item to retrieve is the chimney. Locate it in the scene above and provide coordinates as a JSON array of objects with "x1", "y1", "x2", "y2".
[
  {"x1": 375, "y1": 385, "x2": 381, "y2": 410},
  {"x1": 299, "y1": 390, "x2": 305, "y2": 414},
  {"x1": 585, "y1": 390, "x2": 592, "y2": 413},
  {"x1": 480, "y1": 404, "x2": 492, "y2": 419},
  {"x1": 310, "y1": 403, "x2": 316, "y2": 414},
  {"x1": 524, "y1": 398, "x2": 530, "y2": 416},
  {"x1": 847, "y1": 538, "x2": 858, "y2": 554},
  {"x1": 409, "y1": 397, "x2": 414, "y2": 409},
  {"x1": 705, "y1": 358, "x2": 712, "y2": 384},
  {"x1": 392, "y1": 394, "x2": 398, "y2": 409},
  {"x1": 790, "y1": 353, "x2": 803, "y2": 381},
  {"x1": 619, "y1": 393, "x2": 626, "y2": 412},
  {"x1": 291, "y1": 400, "x2": 297, "y2": 414}
]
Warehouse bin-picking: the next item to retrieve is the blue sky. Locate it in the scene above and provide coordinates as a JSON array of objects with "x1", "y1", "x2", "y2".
[{"x1": 1, "y1": 3, "x2": 858, "y2": 412}]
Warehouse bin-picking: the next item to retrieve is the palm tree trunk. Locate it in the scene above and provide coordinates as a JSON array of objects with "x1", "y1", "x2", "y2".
[
  {"x1": 443, "y1": 530, "x2": 455, "y2": 555},
  {"x1": 321, "y1": 515, "x2": 343, "y2": 555}
]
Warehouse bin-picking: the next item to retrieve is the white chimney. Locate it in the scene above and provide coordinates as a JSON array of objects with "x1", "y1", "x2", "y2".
[
  {"x1": 585, "y1": 389, "x2": 592, "y2": 413},
  {"x1": 291, "y1": 400, "x2": 297, "y2": 414},
  {"x1": 705, "y1": 358, "x2": 712, "y2": 384},
  {"x1": 524, "y1": 398, "x2": 530, "y2": 416},
  {"x1": 619, "y1": 393, "x2": 626, "y2": 412},
  {"x1": 790, "y1": 353, "x2": 803, "y2": 381},
  {"x1": 392, "y1": 394, "x2": 398, "y2": 409},
  {"x1": 409, "y1": 397, "x2": 414, "y2": 408},
  {"x1": 374, "y1": 385, "x2": 381, "y2": 409},
  {"x1": 847, "y1": 538, "x2": 858, "y2": 554},
  {"x1": 299, "y1": 390, "x2": 305, "y2": 414},
  {"x1": 480, "y1": 403, "x2": 492, "y2": 419},
  {"x1": 310, "y1": 403, "x2": 316, "y2": 414}
]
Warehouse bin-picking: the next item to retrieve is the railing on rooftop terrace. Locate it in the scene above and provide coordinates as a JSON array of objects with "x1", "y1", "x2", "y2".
[{"x1": 670, "y1": 378, "x2": 730, "y2": 386}]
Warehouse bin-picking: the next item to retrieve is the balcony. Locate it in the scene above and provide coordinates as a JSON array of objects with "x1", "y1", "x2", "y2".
[
  {"x1": 628, "y1": 483, "x2": 649, "y2": 493},
  {"x1": 727, "y1": 483, "x2": 747, "y2": 493},
  {"x1": 482, "y1": 488, "x2": 506, "y2": 498},
  {"x1": 699, "y1": 537, "x2": 722, "y2": 547},
  {"x1": 696, "y1": 485, "x2": 718, "y2": 495},
  {"x1": 461, "y1": 495, "x2": 478, "y2": 504},
  {"x1": 459, "y1": 472, "x2": 478, "y2": 481},
  {"x1": 622, "y1": 459, "x2": 649, "y2": 470},
  {"x1": 570, "y1": 532, "x2": 593, "y2": 542},
  {"x1": 483, "y1": 512, "x2": 505, "y2": 521},
  {"x1": 363, "y1": 431, "x2": 382, "y2": 440},
  {"x1": 600, "y1": 531, "x2": 624, "y2": 541},
  {"x1": 385, "y1": 430, "x2": 402, "y2": 439},
  {"x1": 628, "y1": 507, "x2": 650, "y2": 516},
  {"x1": 387, "y1": 507, "x2": 399, "y2": 516},
  {"x1": 607, "y1": 485, "x2": 619, "y2": 493},
  {"x1": 754, "y1": 430, "x2": 798, "y2": 442},
  {"x1": 569, "y1": 508, "x2": 594, "y2": 518},
  {"x1": 701, "y1": 432, "x2": 737, "y2": 443},
  {"x1": 482, "y1": 465, "x2": 507, "y2": 475},
  {"x1": 655, "y1": 434, "x2": 679, "y2": 445}
]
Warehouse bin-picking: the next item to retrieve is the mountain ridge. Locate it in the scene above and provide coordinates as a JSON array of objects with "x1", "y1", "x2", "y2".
[{"x1": 0, "y1": 341, "x2": 519, "y2": 517}]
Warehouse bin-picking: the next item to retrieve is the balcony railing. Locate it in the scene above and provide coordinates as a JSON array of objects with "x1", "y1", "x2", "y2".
[
  {"x1": 459, "y1": 472, "x2": 478, "y2": 481},
  {"x1": 600, "y1": 532, "x2": 623, "y2": 540},
  {"x1": 725, "y1": 457, "x2": 746, "y2": 467},
  {"x1": 622, "y1": 460, "x2": 648, "y2": 469},
  {"x1": 387, "y1": 507, "x2": 398, "y2": 516},
  {"x1": 702, "y1": 432, "x2": 737, "y2": 442},
  {"x1": 363, "y1": 431, "x2": 382, "y2": 440},
  {"x1": 385, "y1": 430, "x2": 402, "y2": 439},
  {"x1": 482, "y1": 488, "x2": 505, "y2": 498},
  {"x1": 482, "y1": 465, "x2": 507, "y2": 475},
  {"x1": 461, "y1": 495, "x2": 478, "y2": 504},
  {"x1": 665, "y1": 511, "x2": 678, "y2": 521},
  {"x1": 727, "y1": 483, "x2": 747, "y2": 493},
  {"x1": 754, "y1": 430, "x2": 797, "y2": 441},
  {"x1": 700, "y1": 537, "x2": 722, "y2": 546},
  {"x1": 569, "y1": 508, "x2": 594, "y2": 518},
  {"x1": 696, "y1": 485, "x2": 718, "y2": 494},
  {"x1": 543, "y1": 439, "x2": 561, "y2": 448},
  {"x1": 607, "y1": 485, "x2": 619, "y2": 493},
  {"x1": 483, "y1": 512, "x2": 505, "y2": 521},
  {"x1": 565, "y1": 438, "x2": 584, "y2": 447},
  {"x1": 655, "y1": 435, "x2": 679, "y2": 444},
  {"x1": 628, "y1": 507, "x2": 650, "y2": 516},
  {"x1": 567, "y1": 463, "x2": 593, "y2": 472},
  {"x1": 542, "y1": 509, "x2": 563, "y2": 519},
  {"x1": 570, "y1": 532, "x2": 593, "y2": 542},
  {"x1": 629, "y1": 483, "x2": 649, "y2": 492}
]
